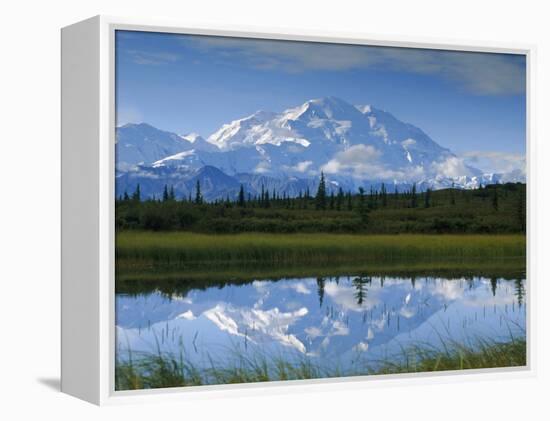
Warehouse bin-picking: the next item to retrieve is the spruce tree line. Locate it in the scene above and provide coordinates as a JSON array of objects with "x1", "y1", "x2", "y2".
[
  {"x1": 120, "y1": 177, "x2": 514, "y2": 212},
  {"x1": 116, "y1": 176, "x2": 526, "y2": 233},
  {"x1": 120, "y1": 178, "x2": 511, "y2": 213}
]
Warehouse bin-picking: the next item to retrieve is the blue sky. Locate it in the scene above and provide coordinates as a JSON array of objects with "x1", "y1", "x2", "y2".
[{"x1": 115, "y1": 30, "x2": 526, "y2": 164}]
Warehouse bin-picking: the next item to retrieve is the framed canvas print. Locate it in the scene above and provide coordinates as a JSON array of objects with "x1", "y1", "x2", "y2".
[{"x1": 61, "y1": 16, "x2": 532, "y2": 405}]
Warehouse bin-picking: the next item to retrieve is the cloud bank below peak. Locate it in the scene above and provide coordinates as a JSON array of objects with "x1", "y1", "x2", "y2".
[{"x1": 461, "y1": 150, "x2": 526, "y2": 176}]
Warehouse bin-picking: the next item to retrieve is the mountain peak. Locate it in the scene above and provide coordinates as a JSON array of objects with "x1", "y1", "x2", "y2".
[
  {"x1": 115, "y1": 97, "x2": 518, "y2": 202},
  {"x1": 119, "y1": 122, "x2": 157, "y2": 131},
  {"x1": 308, "y1": 96, "x2": 348, "y2": 106},
  {"x1": 177, "y1": 133, "x2": 219, "y2": 153},
  {"x1": 180, "y1": 132, "x2": 202, "y2": 143},
  {"x1": 116, "y1": 123, "x2": 194, "y2": 168},
  {"x1": 282, "y1": 96, "x2": 361, "y2": 122}
]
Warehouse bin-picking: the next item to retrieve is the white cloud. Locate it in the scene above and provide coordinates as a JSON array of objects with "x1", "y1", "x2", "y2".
[
  {"x1": 321, "y1": 144, "x2": 381, "y2": 175},
  {"x1": 353, "y1": 342, "x2": 369, "y2": 352},
  {"x1": 461, "y1": 279, "x2": 520, "y2": 307},
  {"x1": 283, "y1": 160, "x2": 314, "y2": 173},
  {"x1": 125, "y1": 49, "x2": 181, "y2": 66},
  {"x1": 430, "y1": 156, "x2": 474, "y2": 178},
  {"x1": 282, "y1": 282, "x2": 312, "y2": 295},
  {"x1": 253, "y1": 161, "x2": 271, "y2": 174},
  {"x1": 305, "y1": 326, "x2": 322, "y2": 339},
  {"x1": 321, "y1": 144, "x2": 425, "y2": 181},
  {"x1": 184, "y1": 36, "x2": 525, "y2": 95},
  {"x1": 399, "y1": 307, "x2": 417, "y2": 319},
  {"x1": 293, "y1": 160, "x2": 313, "y2": 173},
  {"x1": 461, "y1": 151, "x2": 526, "y2": 175},
  {"x1": 430, "y1": 279, "x2": 465, "y2": 301}
]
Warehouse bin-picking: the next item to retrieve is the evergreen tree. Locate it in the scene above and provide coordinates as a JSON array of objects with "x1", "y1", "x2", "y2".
[
  {"x1": 347, "y1": 191, "x2": 352, "y2": 211},
  {"x1": 358, "y1": 187, "x2": 365, "y2": 203},
  {"x1": 381, "y1": 183, "x2": 387, "y2": 207},
  {"x1": 368, "y1": 186, "x2": 376, "y2": 210},
  {"x1": 264, "y1": 189, "x2": 270, "y2": 208},
  {"x1": 358, "y1": 187, "x2": 370, "y2": 224},
  {"x1": 316, "y1": 277, "x2": 326, "y2": 308},
  {"x1": 329, "y1": 191, "x2": 335, "y2": 210},
  {"x1": 169, "y1": 185, "x2": 175, "y2": 201},
  {"x1": 260, "y1": 184, "x2": 265, "y2": 207},
  {"x1": 162, "y1": 184, "x2": 169, "y2": 202},
  {"x1": 194, "y1": 180, "x2": 202, "y2": 204},
  {"x1": 450, "y1": 184, "x2": 456, "y2": 206},
  {"x1": 424, "y1": 188, "x2": 431, "y2": 208},
  {"x1": 123, "y1": 191, "x2": 130, "y2": 201},
  {"x1": 336, "y1": 187, "x2": 344, "y2": 211},
  {"x1": 298, "y1": 190, "x2": 306, "y2": 209},
  {"x1": 315, "y1": 172, "x2": 327, "y2": 210},
  {"x1": 238, "y1": 184, "x2": 245, "y2": 207},
  {"x1": 411, "y1": 183, "x2": 417, "y2": 208},
  {"x1": 353, "y1": 277, "x2": 368, "y2": 306},
  {"x1": 492, "y1": 187, "x2": 499, "y2": 211},
  {"x1": 515, "y1": 279, "x2": 525, "y2": 307},
  {"x1": 490, "y1": 277, "x2": 498, "y2": 296},
  {"x1": 132, "y1": 184, "x2": 141, "y2": 202}
]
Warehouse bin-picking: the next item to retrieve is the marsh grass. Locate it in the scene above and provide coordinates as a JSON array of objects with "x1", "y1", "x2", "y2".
[
  {"x1": 116, "y1": 232, "x2": 526, "y2": 269},
  {"x1": 375, "y1": 338, "x2": 526, "y2": 374},
  {"x1": 115, "y1": 336, "x2": 526, "y2": 390}
]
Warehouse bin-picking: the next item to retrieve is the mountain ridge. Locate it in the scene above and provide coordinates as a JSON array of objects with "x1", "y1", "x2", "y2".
[{"x1": 115, "y1": 97, "x2": 525, "y2": 200}]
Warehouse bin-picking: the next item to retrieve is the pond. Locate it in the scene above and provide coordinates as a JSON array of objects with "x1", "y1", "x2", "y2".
[{"x1": 115, "y1": 272, "x2": 526, "y2": 387}]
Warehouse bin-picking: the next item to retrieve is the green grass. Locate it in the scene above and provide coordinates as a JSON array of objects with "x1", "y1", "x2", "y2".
[
  {"x1": 116, "y1": 232, "x2": 526, "y2": 269},
  {"x1": 375, "y1": 338, "x2": 526, "y2": 374},
  {"x1": 115, "y1": 337, "x2": 526, "y2": 390}
]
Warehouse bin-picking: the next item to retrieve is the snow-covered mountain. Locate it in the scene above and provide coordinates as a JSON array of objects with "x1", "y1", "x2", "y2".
[
  {"x1": 115, "y1": 97, "x2": 525, "y2": 200},
  {"x1": 115, "y1": 123, "x2": 192, "y2": 169},
  {"x1": 179, "y1": 133, "x2": 219, "y2": 153}
]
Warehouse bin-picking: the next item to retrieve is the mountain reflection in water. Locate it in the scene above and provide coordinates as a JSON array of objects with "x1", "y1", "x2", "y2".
[{"x1": 116, "y1": 275, "x2": 526, "y2": 371}]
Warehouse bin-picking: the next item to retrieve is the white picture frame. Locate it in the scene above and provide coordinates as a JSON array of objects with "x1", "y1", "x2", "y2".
[{"x1": 61, "y1": 15, "x2": 535, "y2": 405}]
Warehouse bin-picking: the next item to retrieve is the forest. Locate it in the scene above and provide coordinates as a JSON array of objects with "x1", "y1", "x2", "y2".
[{"x1": 115, "y1": 175, "x2": 526, "y2": 235}]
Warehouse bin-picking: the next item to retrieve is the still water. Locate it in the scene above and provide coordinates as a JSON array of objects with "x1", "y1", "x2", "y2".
[{"x1": 116, "y1": 274, "x2": 526, "y2": 374}]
